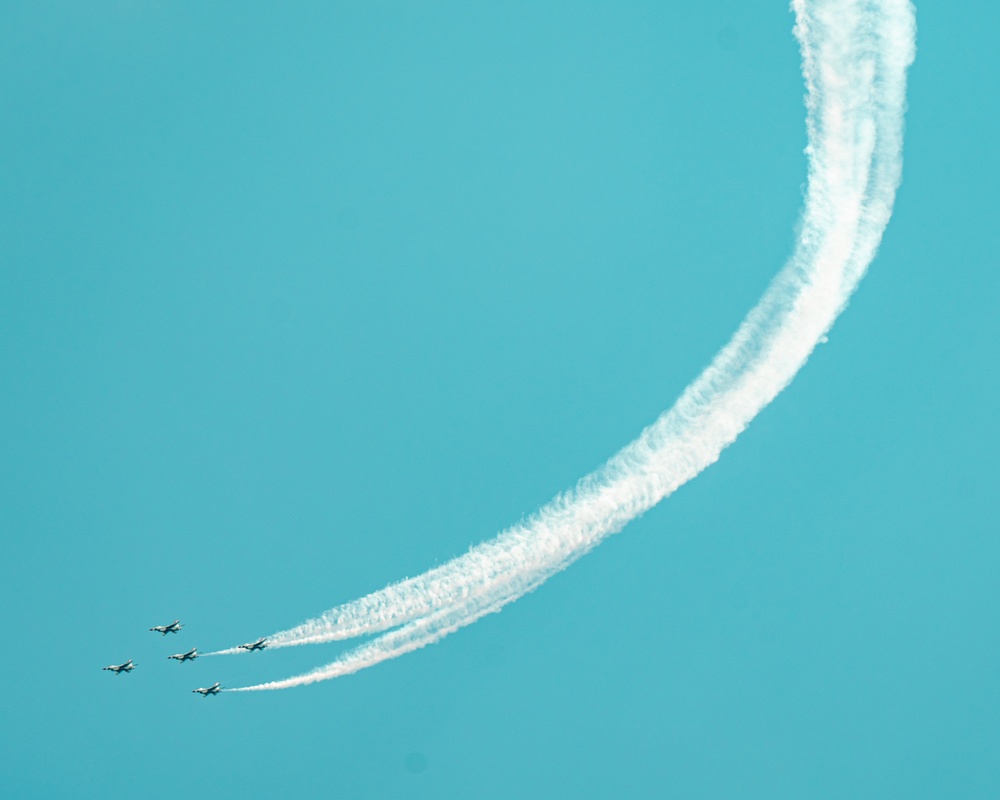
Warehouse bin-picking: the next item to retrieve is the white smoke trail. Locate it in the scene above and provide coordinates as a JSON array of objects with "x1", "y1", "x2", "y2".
[{"x1": 227, "y1": 0, "x2": 915, "y2": 688}]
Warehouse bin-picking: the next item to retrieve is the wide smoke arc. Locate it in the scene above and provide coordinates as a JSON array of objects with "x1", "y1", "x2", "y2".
[{"x1": 221, "y1": 0, "x2": 916, "y2": 691}]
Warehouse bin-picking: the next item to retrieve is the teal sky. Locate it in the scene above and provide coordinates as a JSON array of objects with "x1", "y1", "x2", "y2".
[{"x1": 2, "y1": 2, "x2": 998, "y2": 797}]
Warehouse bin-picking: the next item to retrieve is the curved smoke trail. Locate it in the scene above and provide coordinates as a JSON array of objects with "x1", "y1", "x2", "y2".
[{"x1": 225, "y1": 0, "x2": 916, "y2": 690}]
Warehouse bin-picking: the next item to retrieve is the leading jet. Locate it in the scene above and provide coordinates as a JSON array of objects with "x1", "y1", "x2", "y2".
[
  {"x1": 193, "y1": 682, "x2": 222, "y2": 697},
  {"x1": 150, "y1": 620, "x2": 183, "y2": 635},
  {"x1": 168, "y1": 648, "x2": 198, "y2": 663},
  {"x1": 103, "y1": 660, "x2": 135, "y2": 675},
  {"x1": 239, "y1": 638, "x2": 268, "y2": 652}
]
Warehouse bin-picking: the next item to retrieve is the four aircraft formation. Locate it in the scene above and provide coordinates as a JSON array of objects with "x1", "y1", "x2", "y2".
[{"x1": 103, "y1": 620, "x2": 268, "y2": 697}]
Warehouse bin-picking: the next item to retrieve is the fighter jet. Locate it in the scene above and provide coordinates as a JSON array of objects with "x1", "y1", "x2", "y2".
[
  {"x1": 103, "y1": 659, "x2": 135, "y2": 675},
  {"x1": 239, "y1": 637, "x2": 268, "y2": 652},
  {"x1": 193, "y1": 682, "x2": 222, "y2": 697},
  {"x1": 150, "y1": 620, "x2": 182, "y2": 635},
  {"x1": 168, "y1": 648, "x2": 198, "y2": 663}
]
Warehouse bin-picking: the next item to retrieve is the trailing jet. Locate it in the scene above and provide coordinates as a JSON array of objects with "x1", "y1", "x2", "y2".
[
  {"x1": 103, "y1": 660, "x2": 135, "y2": 675},
  {"x1": 168, "y1": 648, "x2": 198, "y2": 663},
  {"x1": 193, "y1": 682, "x2": 222, "y2": 697},
  {"x1": 150, "y1": 620, "x2": 182, "y2": 635},
  {"x1": 239, "y1": 637, "x2": 268, "y2": 652}
]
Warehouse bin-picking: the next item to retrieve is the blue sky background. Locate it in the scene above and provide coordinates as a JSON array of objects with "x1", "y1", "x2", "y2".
[{"x1": 2, "y1": 2, "x2": 998, "y2": 797}]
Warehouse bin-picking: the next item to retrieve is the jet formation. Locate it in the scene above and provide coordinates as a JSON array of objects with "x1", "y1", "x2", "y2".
[{"x1": 104, "y1": 620, "x2": 268, "y2": 696}]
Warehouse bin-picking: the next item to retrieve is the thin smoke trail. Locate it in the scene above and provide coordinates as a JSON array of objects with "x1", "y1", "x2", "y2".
[{"x1": 225, "y1": 0, "x2": 916, "y2": 689}]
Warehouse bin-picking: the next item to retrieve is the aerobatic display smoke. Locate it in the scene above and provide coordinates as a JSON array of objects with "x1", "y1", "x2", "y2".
[{"x1": 214, "y1": 0, "x2": 916, "y2": 692}]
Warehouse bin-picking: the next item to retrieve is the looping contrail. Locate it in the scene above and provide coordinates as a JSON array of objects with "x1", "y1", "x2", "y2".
[{"x1": 220, "y1": 0, "x2": 916, "y2": 691}]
